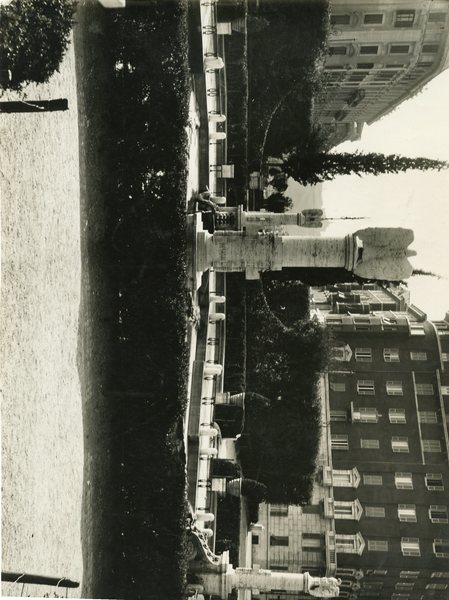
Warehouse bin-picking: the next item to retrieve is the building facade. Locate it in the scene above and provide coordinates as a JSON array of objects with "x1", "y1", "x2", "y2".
[
  {"x1": 314, "y1": 1, "x2": 449, "y2": 145},
  {"x1": 251, "y1": 284, "x2": 449, "y2": 600}
]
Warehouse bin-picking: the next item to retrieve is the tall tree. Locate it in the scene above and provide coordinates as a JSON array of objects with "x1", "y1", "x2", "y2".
[
  {"x1": 282, "y1": 150, "x2": 448, "y2": 186},
  {"x1": 0, "y1": 0, "x2": 75, "y2": 91}
]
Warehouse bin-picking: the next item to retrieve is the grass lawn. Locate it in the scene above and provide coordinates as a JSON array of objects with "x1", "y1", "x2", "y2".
[{"x1": 74, "y1": 1, "x2": 190, "y2": 598}]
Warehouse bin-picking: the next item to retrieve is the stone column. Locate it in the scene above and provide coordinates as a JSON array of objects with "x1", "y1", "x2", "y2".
[
  {"x1": 228, "y1": 567, "x2": 310, "y2": 592},
  {"x1": 196, "y1": 224, "x2": 415, "y2": 282},
  {"x1": 197, "y1": 230, "x2": 352, "y2": 279},
  {"x1": 197, "y1": 566, "x2": 341, "y2": 598}
]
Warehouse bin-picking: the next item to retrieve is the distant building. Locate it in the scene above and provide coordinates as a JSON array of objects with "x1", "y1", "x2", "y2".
[
  {"x1": 314, "y1": 1, "x2": 449, "y2": 145},
  {"x1": 251, "y1": 283, "x2": 449, "y2": 600}
]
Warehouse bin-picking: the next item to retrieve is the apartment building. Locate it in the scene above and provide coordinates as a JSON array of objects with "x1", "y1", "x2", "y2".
[
  {"x1": 252, "y1": 284, "x2": 449, "y2": 600},
  {"x1": 314, "y1": 1, "x2": 449, "y2": 144}
]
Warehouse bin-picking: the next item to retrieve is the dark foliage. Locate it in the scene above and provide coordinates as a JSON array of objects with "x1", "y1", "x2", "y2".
[
  {"x1": 215, "y1": 495, "x2": 240, "y2": 566},
  {"x1": 222, "y1": 6, "x2": 249, "y2": 207},
  {"x1": 211, "y1": 458, "x2": 242, "y2": 479},
  {"x1": 283, "y1": 150, "x2": 449, "y2": 186},
  {"x1": 247, "y1": 0, "x2": 329, "y2": 162},
  {"x1": 237, "y1": 281, "x2": 330, "y2": 503},
  {"x1": 263, "y1": 192, "x2": 293, "y2": 213},
  {"x1": 214, "y1": 404, "x2": 245, "y2": 438},
  {"x1": 0, "y1": 0, "x2": 76, "y2": 90},
  {"x1": 261, "y1": 277, "x2": 310, "y2": 326},
  {"x1": 223, "y1": 273, "x2": 247, "y2": 392},
  {"x1": 246, "y1": 498, "x2": 260, "y2": 524},
  {"x1": 241, "y1": 478, "x2": 268, "y2": 502},
  {"x1": 75, "y1": 2, "x2": 190, "y2": 598}
]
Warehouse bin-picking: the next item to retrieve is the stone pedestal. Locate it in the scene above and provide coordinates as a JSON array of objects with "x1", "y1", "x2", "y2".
[
  {"x1": 197, "y1": 566, "x2": 341, "y2": 598},
  {"x1": 196, "y1": 221, "x2": 416, "y2": 282}
]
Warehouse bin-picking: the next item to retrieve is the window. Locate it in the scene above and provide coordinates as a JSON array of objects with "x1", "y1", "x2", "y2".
[
  {"x1": 360, "y1": 45, "x2": 379, "y2": 55},
  {"x1": 364, "y1": 14, "x2": 383, "y2": 25},
  {"x1": 331, "y1": 410, "x2": 348, "y2": 422},
  {"x1": 357, "y1": 62, "x2": 374, "y2": 69},
  {"x1": 270, "y1": 535, "x2": 289, "y2": 546},
  {"x1": 270, "y1": 505, "x2": 288, "y2": 517},
  {"x1": 364, "y1": 474, "x2": 383, "y2": 486},
  {"x1": 423, "y1": 439, "x2": 442, "y2": 453},
  {"x1": 429, "y1": 505, "x2": 448, "y2": 524},
  {"x1": 415, "y1": 383, "x2": 434, "y2": 395},
  {"x1": 400, "y1": 571, "x2": 419, "y2": 579},
  {"x1": 332, "y1": 435, "x2": 349, "y2": 450},
  {"x1": 355, "y1": 348, "x2": 372, "y2": 362},
  {"x1": 357, "y1": 380, "x2": 375, "y2": 395},
  {"x1": 361, "y1": 439, "x2": 380, "y2": 449},
  {"x1": 423, "y1": 44, "x2": 439, "y2": 53},
  {"x1": 363, "y1": 581, "x2": 383, "y2": 590},
  {"x1": 395, "y1": 10, "x2": 415, "y2": 27},
  {"x1": 368, "y1": 540, "x2": 388, "y2": 552},
  {"x1": 331, "y1": 14, "x2": 351, "y2": 25},
  {"x1": 252, "y1": 535, "x2": 259, "y2": 544},
  {"x1": 356, "y1": 407, "x2": 379, "y2": 423},
  {"x1": 332, "y1": 468, "x2": 360, "y2": 488},
  {"x1": 332, "y1": 346, "x2": 350, "y2": 361},
  {"x1": 419, "y1": 411, "x2": 438, "y2": 424},
  {"x1": 432, "y1": 572, "x2": 449, "y2": 578},
  {"x1": 386, "y1": 381, "x2": 403, "y2": 395},
  {"x1": 395, "y1": 472, "x2": 413, "y2": 489},
  {"x1": 396, "y1": 583, "x2": 414, "y2": 590},
  {"x1": 426, "y1": 473, "x2": 444, "y2": 491},
  {"x1": 442, "y1": 353, "x2": 449, "y2": 362},
  {"x1": 365, "y1": 506, "x2": 385, "y2": 518},
  {"x1": 410, "y1": 324, "x2": 425, "y2": 335},
  {"x1": 433, "y1": 539, "x2": 449, "y2": 558},
  {"x1": 384, "y1": 348, "x2": 399, "y2": 362},
  {"x1": 392, "y1": 437, "x2": 409, "y2": 453},
  {"x1": 390, "y1": 45, "x2": 410, "y2": 54},
  {"x1": 389, "y1": 409, "x2": 406, "y2": 424},
  {"x1": 429, "y1": 13, "x2": 447, "y2": 23},
  {"x1": 336, "y1": 533, "x2": 364, "y2": 554},
  {"x1": 302, "y1": 534, "x2": 322, "y2": 549},
  {"x1": 398, "y1": 504, "x2": 417, "y2": 523},
  {"x1": 426, "y1": 583, "x2": 448, "y2": 590},
  {"x1": 410, "y1": 351, "x2": 427, "y2": 360},
  {"x1": 330, "y1": 382, "x2": 346, "y2": 392},
  {"x1": 401, "y1": 538, "x2": 420, "y2": 557},
  {"x1": 329, "y1": 46, "x2": 348, "y2": 56},
  {"x1": 334, "y1": 500, "x2": 362, "y2": 520},
  {"x1": 441, "y1": 386, "x2": 449, "y2": 395}
]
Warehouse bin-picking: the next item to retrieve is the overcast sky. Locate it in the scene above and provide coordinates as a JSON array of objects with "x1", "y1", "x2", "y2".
[{"x1": 317, "y1": 68, "x2": 449, "y2": 320}]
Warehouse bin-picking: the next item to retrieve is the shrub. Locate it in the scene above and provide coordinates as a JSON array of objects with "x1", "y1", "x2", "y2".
[
  {"x1": 0, "y1": 0, "x2": 76, "y2": 90},
  {"x1": 211, "y1": 459, "x2": 242, "y2": 479},
  {"x1": 241, "y1": 478, "x2": 267, "y2": 503}
]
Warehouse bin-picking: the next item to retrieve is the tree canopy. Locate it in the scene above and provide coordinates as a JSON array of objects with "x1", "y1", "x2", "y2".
[
  {"x1": 236, "y1": 280, "x2": 331, "y2": 504},
  {"x1": 0, "y1": 0, "x2": 75, "y2": 90},
  {"x1": 282, "y1": 150, "x2": 448, "y2": 186},
  {"x1": 247, "y1": 0, "x2": 329, "y2": 161}
]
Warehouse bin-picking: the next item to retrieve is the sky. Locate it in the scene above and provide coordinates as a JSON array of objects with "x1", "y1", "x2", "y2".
[{"x1": 290, "y1": 68, "x2": 449, "y2": 320}]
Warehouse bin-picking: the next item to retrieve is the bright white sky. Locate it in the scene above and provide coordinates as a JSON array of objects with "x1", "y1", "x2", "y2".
[{"x1": 318, "y1": 68, "x2": 449, "y2": 320}]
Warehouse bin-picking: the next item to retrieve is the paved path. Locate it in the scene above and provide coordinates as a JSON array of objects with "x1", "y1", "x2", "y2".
[{"x1": 1, "y1": 38, "x2": 83, "y2": 598}]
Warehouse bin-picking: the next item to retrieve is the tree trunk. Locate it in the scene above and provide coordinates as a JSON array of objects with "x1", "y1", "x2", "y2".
[
  {"x1": 0, "y1": 99, "x2": 68, "y2": 113},
  {"x1": 1, "y1": 572, "x2": 79, "y2": 588}
]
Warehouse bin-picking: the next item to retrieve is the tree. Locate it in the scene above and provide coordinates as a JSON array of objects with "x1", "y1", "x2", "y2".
[
  {"x1": 0, "y1": 0, "x2": 76, "y2": 91},
  {"x1": 263, "y1": 192, "x2": 292, "y2": 213},
  {"x1": 282, "y1": 150, "x2": 448, "y2": 186},
  {"x1": 236, "y1": 281, "x2": 331, "y2": 503}
]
